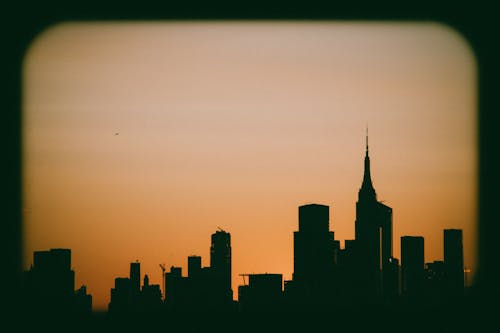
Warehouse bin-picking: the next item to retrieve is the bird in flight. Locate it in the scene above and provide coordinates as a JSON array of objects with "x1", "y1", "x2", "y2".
[{"x1": 114, "y1": 132, "x2": 119, "y2": 136}]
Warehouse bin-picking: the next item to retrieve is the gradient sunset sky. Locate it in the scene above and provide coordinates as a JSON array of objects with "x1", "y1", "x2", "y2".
[{"x1": 22, "y1": 21, "x2": 477, "y2": 311}]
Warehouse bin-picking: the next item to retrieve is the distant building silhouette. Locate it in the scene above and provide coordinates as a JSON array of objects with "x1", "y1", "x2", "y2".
[
  {"x1": 188, "y1": 255, "x2": 202, "y2": 278},
  {"x1": 23, "y1": 248, "x2": 92, "y2": 313},
  {"x1": 238, "y1": 273, "x2": 283, "y2": 311},
  {"x1": 161, "y1": 229, "x2": 236, "y2": 312},
  {"x1": 424, "y1": 260, "x2": 447, "y2": 304},
  {"x1": 109, "y1": 260, "x2": 162, "y2": 313},
  {"x1": 130, "y1": 261, "x2": 141, "y2": 296},
  {"x1": 74, "y1": 285, "x2": 92, "y2": 313},
  {"x1": 353, "y1": 132, "x2": 394, "y2": 300},
  {"x1": 210, "y1": 229, "x2": 233, "y2": 303},
  {"x1": 384, "y1": 256, "x2": 400, "y2": 301},
  {"x1": 140, "y1": 274, "x2": 163, "y2": 312},
  {"x1": 401, "y1": 236, "x2": 425, "y2": 298},
  {"x1": 444, "y1": 229, "x2": 464, "y2": 297},
  {"x1": 289, "y1": 204, "x2": 338, "y2": 308},
  {"x1": 109, "y1": 277, "x2": 131, "y2": 313},
  {"x1": 164, "y1": 266, "x2": 184, "y2": 309}
]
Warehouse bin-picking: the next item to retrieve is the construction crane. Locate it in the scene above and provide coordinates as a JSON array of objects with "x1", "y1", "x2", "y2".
[
  {"x1": 159, "y1": 264, "x2": 166, "y2": 301},
  {"x1": 217, "y1": 226, "x2": 226, "y2": 233}
]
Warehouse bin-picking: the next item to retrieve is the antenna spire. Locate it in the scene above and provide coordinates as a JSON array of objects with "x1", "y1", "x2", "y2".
[
  {"x1": 360, "y1": 125, "x2": 376, "y2": 200},
  {"x1": 366, "y1": 125, "x2": 369, "y2": 155}
]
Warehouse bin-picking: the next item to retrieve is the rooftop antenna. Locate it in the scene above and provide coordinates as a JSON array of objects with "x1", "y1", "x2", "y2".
[{"x1": 366, "y1": 125, "x2": 369, "y2": 153}]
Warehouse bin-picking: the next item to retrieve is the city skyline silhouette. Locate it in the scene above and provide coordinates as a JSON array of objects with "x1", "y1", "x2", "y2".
[
  {"x1": 22, "y1": 22, "x2": 476, "y2": 312},
  {"x1": 23, "y1": 133, "x2": 473, "y2": 313}
]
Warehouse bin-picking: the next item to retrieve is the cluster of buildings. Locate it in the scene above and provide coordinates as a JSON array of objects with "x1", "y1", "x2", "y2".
[
  {"x1": 238, "y1": 135, "x2": 466, "y2": 311},
  {"x1": 105, "y1": 135, "x2": 467, "y2": 313},
  {"x1": 109, "y1": 230, "x2": 234, "y2": 313},
  {"x1": 23, "y1": 135, "x2": 468, "y2": 313}
]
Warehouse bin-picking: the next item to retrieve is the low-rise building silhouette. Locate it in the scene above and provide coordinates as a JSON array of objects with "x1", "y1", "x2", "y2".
[{"x1": 238, "y1": 273, "x2": 283, "y2": 311}]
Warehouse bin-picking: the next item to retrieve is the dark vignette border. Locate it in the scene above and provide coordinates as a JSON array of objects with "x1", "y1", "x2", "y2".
[{"x1": 3, "y1": 1, "x2": 498, "y2": 330}]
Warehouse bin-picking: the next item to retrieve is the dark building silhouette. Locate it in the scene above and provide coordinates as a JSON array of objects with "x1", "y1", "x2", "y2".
[
  {"x1": 130, "y1": 261, "x2": 141, "y2": 296},
  {"x1": 33, "y1": 249, "x2": 74, "y2": 300},
  {"x1": 401, "y1": 236, "x2": 425, "y2": 298},
  {"x1": 238, "y1": 274, "x2": 283, "y2": 311},
  {"x1": 162, "y1": 230, "x2": 236, "y2": 312},
  {"x1": 335, "y1": 239, "x2": 358, "y2": 305},
  {"x1": 74, "y1": 285, "x2": 92, "y2": 313},
  {"x1": 164, "y1": 266, "x2": 183, "y2": 308},
  {"x1": 352, "y1": 132, "x2": 394, "y2": 300},
  {"x1": 293, "y1": 204, "x2": 336, "y2": 282},
  {"x1": 424, "y1": 260, "x2": 447, "y2": 304},
  {"x1": 140, "y1": 274, "x2": 163, "y2": 312},
  {"x1": 210, "y1": 229, "x2": 233, "y2": 302},
  {"x1": 165, "y1": 263, "x2": 207, "y2": 310},
  {"x1": 109, "y1": 277, "x2": 131, "y2": 313},
  {"x1": 290, "y1": 203, "x2": 338, "y2": 308},
  {"x1": 188, "y1": 255, "x2": 202, "y2": 278},
  {"x1": 444, "y1": 229, "x2": 464, "y2": 296},
  {"x1": 109, "y1": 261, "x2": 163, "y2": 313},
  {"x1": 23, "y1": 248, "x2": 91, "y2": 313},
  {"x1": 384, "y1": 256, "x2": 400, "y2": 301}
]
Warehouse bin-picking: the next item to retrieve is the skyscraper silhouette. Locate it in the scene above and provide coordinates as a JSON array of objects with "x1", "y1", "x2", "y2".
[
  {"x1": 210, "y1": 229, "x2": 233, "y2": 302},
  {"x1": 444, "y1": 229, "x2": 464, "y2": 296},
  {"x1": 290, "y1": 204, "x2": 338, "y2": 307},
  {"x1": 23, "y1": 248, "x2": 92, "y2": 314},
  {"x1": 109, "y1": 277, "x2": 131, "y2": 313},
  {"x1": 24, "y1": 249, "x2": 75, "y2": 312},
  {"x1": 294, "y1": 204, "x2": 336, "y2": 282},
  {"x1": 401, "y1": 236, "x2": 425, "y2": 298},
  {"x1": 354, "y1": 131, "x2": 393, "y2": 299},
  {"x1": 130, "y1": 261, "x2": 141, "y2": 296}
]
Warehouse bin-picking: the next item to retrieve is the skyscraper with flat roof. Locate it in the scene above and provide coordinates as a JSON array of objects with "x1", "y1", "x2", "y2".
[
  {"x1": 25, "y1": 248, "x2": 77, "y2": 312},
  {"x1": 444, "y1": 229, "x2": 464, "y2": 295},
  {"x1": 291, "y1": 203, "x2": 338, "y2": 308},
  {"x1": 188, "y1": 255, "x2": 202, "y2": 278},
  {"x1": 130, "y1": 261, "x2": 141, "y2": 295},
  {"x1": 401, "y1": 236, "x2": 424, "y2": 297},
  {"x1": 210, "y1": 229, "x2": 233, "y2": 301},
  {"x1": 293, "y1": 204, "x2": 336, "y2": 284},
  {"x1": 238, "y1": 273, "x2": 283, "y2": 311}
]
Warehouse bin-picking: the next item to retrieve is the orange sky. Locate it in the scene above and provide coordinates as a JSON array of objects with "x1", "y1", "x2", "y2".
[{"x1": 22, "y1": 22, "x2": 477, "y2": 311}]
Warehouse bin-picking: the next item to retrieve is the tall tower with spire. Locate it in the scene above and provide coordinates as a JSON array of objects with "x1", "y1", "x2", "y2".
[
  {"x1": 359, "y1": 127, "x2": 377, "y2": 202},
  {"x1": 354, "y1": 128, "x2": 394, "y2": 300}
]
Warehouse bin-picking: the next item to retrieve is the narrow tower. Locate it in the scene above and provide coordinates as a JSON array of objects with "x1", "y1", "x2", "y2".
[
  {"x1": 444, "y1": 229, "x2": 464, "y2": 296},
  {"x1": 354, "y1": 129, "x2": 394, "y2": 299},
  {"x1": 210, "y1": 228, "x2": 233, "y2": 302}
]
